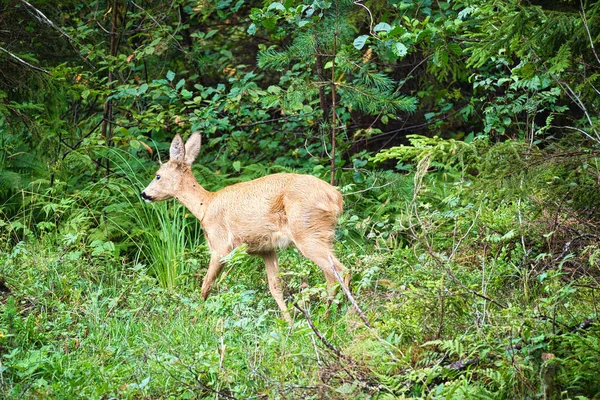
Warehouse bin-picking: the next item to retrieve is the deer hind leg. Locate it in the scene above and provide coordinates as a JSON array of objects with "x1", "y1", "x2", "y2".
[
  {"x1": 260, "y1": 251, "x2": 292, "y2": 323},
  {"x1": 293, "y1": 236, "x2": 351, "y2": 294}
]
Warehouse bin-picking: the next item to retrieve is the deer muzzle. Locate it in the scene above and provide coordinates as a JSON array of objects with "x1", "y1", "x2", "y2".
[{"x1": 140, "y1": 191, "x2": 153, "y2": 203}]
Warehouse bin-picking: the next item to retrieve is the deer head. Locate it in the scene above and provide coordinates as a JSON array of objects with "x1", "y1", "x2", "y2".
[{"x1": 140, "y1": 132, "x2": 201, "y2": 202}]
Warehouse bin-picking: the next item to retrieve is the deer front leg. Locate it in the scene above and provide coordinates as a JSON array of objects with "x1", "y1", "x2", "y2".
[{"x1": 201, "y1": 253, "x2": 225, "y2": 300}]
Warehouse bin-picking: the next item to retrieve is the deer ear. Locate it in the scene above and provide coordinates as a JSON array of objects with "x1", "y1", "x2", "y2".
[
  {"x1": 184, "y1": 132, "x2": 201, "y2": 165},
  {"x1": 170, "y1": 134, "x2": 185, "y2": 162}
]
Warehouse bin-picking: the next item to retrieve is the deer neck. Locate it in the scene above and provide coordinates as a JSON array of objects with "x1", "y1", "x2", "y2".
[{"x1": 175, "y1": 175, "x2": 213, "y2": 222}]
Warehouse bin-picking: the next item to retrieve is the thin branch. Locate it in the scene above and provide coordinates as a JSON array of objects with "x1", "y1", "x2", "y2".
[
  {"x1": 557, "y1": 125, "x2": 600, "y2": 146},
  {"x1": 355, "y1": 109, "x2": 462, "y2": 146},
  {"x1": 131, "y1": 1, "x2": 187, "y2": 54},
  {"x1": 553, "y1": 79, "x2": 600, "y2": 142},
  {"x1": 396, "y1": 54, "x2": 433, "y2": 92},
  {"x1": 292, "y1": 302, "x2": 346, "y2": 359},
  {"x1": 0, "y1": 46, "x2": 49, "y2": 74},
  {"x1": 19, "y1": 0, "x2": 92, "y2": 67},
  {"x1": 341, "y1": 175, "x2": 404, "y2": 196},
  {"x1": 153, "y1": 354, "x2": 238, "y2": 400},
  {"x1": 237, "y1": 113, "x2": 316, "y2": 128},
  {"x1": 19, "y1": 0, "x2": 74, "y2": 41},
  {"x1": 580, "y1": 0, "x2": 600, "y2": 66},
  {"x1": 354, "y1": 1, "x2": 374, "y2": 35}
]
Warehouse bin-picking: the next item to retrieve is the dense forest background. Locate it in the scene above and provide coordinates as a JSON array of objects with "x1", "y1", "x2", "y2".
[{"x1": 1, "y1": 0, "x2": 600, "y2": 398}]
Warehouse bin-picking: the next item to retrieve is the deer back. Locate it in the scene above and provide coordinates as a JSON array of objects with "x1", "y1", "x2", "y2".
[{"x1": 201, "y1": 173, "x2": 343, "y2": 255}]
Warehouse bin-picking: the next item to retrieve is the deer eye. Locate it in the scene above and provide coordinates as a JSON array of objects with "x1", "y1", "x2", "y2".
[{"x1": 156, "y1": 174, "x2": 161, "y2": 180}]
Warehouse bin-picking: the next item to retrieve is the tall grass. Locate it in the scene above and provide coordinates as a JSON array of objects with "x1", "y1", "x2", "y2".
[
  {"x1": 106, "y1": 147, "x2": 203, "y2": 289},
  {"x1": 1, "y1": 144, "x2": 203, "y2": 289}
]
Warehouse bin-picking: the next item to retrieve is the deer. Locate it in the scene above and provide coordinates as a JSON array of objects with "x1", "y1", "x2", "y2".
[{"x1": 141, "y1": 132, "x2": 351, "y2": 322}]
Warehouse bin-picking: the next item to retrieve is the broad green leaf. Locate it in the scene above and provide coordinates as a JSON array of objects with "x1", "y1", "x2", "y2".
[
  {"x1": 374, "y1": 22, "x2": 392, "y2": 33},
  {"x1": 267, "y1": 2, "x2": 285, "y2": 11},
  {"x1": 353, "y1": 35, "x2": 369, "y2": 50},
  {"x1": 130, "y1": 139, "x2": 141, "y2": 150},
  {"x1": 392, "y1": 42, "x2": 408, "y2": 58}
]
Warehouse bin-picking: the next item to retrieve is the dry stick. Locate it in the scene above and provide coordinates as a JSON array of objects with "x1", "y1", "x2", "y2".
[
  {"x1": 152, "y1": 355, "x2": 238, "y2": 399},
  {"x1": 408, "y1": 172, "x2": 507, "y2": 310},
  {"x1": 20, "y1": 0, "x2": 73, "y2": 42},
  {"x1": 292, "y1": 302, "x2": 346, "y2": 359},
  {"x1": 553, "y1": 79, "x2": 600, "y2": 142},
  {"x1": 131, "y1": 1, "x2": 187, "y2": 54},
  {"x1": 0, "y1": 45, "x2": 50, "y2": 74},
  {"x1": 425, "y1": 248, "x2": 507, "y2": 310},
  {"x1": 292, "y1": 303, "x2": 369, "y2": 387},
  {"x1": 328, "y1": 256, "x2": 401, "y2": 362},
  {"x1": 580, "y1": 0, "x2": 600, "y2": 66},
  {"x1": 19, "y1": 0, "x2": 91, "y2": 67},
  {"x1": 353, "y1": 1, "x2": 374, "y2": 35}
]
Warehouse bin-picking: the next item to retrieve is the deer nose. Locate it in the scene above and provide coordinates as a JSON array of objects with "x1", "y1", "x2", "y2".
[{"x1": 141, "y1": 191, "x2": 152, "y2": 202}]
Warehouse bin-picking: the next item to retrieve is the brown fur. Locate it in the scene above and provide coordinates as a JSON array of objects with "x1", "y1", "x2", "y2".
[{"x1": 141, "y1": 133, "x2": 350, "y2": 322}]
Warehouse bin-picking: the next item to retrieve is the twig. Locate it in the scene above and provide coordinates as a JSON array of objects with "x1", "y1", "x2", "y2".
[
  {"x1": 446, "y1": 357, "x2": 480, "y2": 371},
  {"x1": 552, "y1": 79, "x2": 600, "y2": 143},
  {"x1": 19, "y1": 0, "x2": 92, "y2": 67},
  {"x1": 571, "y1": 317, "x2": 597, "y2": 332},
  {"x1": 558, "y1": 233, "x2": 600, "y2": 260},
  {"x1": 292, "y1": 302, "x2": 346, "y2": 359},
  {"x1": 237, "y1": 113, "x2": 316, "y2": 128},
  {"x1": 328, "y1": 256, "x2": 371, "y2": 328},
  {"x1": 20, "y1": 0, "x2": 73, "y2": 41},
  {"x1": 407, "y1": 173, "x2": 507, "y2": 311},
  {"x1": 354, "y1": 109, "x2": 462, "y2": 147},
  {"x1": 580, "y1": 0, "x2": 600, "y2": 66},
  {"x1": 153, "y1": 354, "x2": 238, "y2": 399},
  {"x1": 341, "y1": 175, "x2": 403, "y2": 196},
  {"x1": 557, "y1": 125, "x2": 600, "y2": 146},
  {"x1": 0, "y1": 45, "x2": 49, "y2": 74},
  {"x1": 131, "y1": 1, "x2": 187, "y2": 54},
  {"x1": 353, "y1": 1, "x2": 374, "y2": 35},
  {"x1": 431, "y1": 252, "x2": 507, "y2": 309}
]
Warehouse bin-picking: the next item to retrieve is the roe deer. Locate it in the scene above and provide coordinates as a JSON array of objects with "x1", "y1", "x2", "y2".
[{"x1": 141, "y1": 133, "x2": 350, "y2": 322}]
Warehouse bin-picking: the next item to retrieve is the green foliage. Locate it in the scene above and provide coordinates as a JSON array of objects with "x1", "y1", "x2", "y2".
[
  {"x1": 254, "y1": 0, "x2": 418, "y2": 119},
  {"x1": 1, "y1": 0, "x2": 600, "y2": 397}
]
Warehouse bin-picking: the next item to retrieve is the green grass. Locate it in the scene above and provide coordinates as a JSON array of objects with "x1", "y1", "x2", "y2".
[
  {"x1": 0, "y1": 241, "x2": 349, "y2": 398},
  {"x1": 2, "y1": 231, "x2": 599, "y2": 399},
  {"x1": 1, "y1": 150, "x2": 600, "y2": 398}
]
